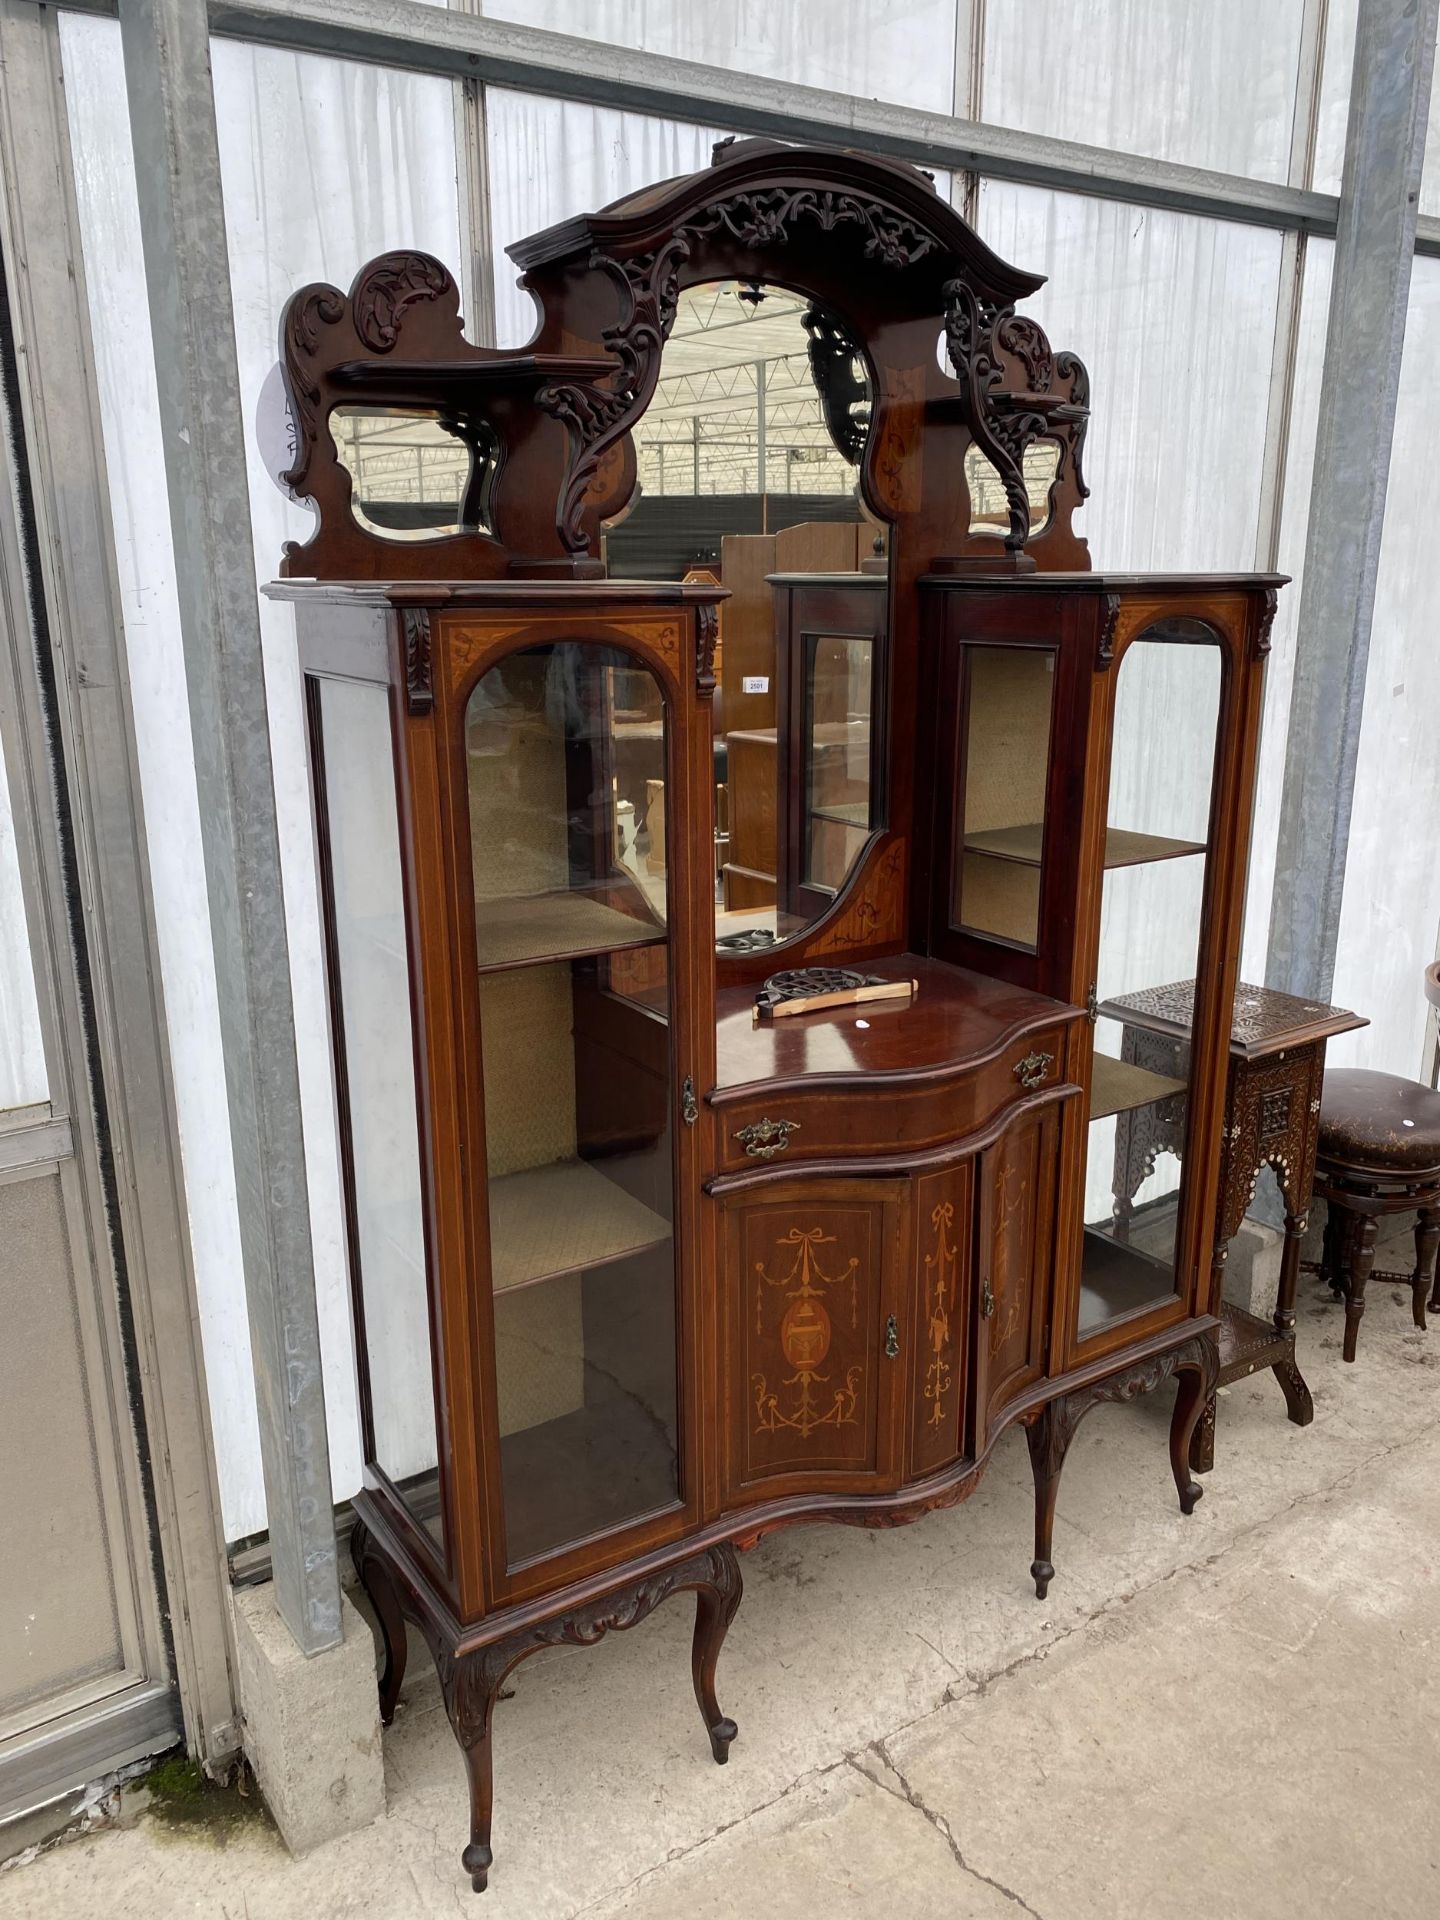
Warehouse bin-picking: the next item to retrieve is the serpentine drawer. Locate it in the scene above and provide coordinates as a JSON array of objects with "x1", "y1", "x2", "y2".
[{"x1": 711, "y1": 1020, "x2": 1076, "y2": 1176}]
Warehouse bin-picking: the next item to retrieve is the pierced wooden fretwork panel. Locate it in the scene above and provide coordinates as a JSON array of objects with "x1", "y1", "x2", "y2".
[
  {"x1": 728, "y1": 1195, "x2": 890, "y2": 1487},
  {"x1": 909, "y1": 1165, "x2": 972, "y2": 1479}
]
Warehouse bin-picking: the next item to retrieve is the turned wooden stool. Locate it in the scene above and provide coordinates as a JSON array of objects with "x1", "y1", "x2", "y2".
[{"x1": 1313, "y1": 1068, "x2": 1440, "y2": 1361}]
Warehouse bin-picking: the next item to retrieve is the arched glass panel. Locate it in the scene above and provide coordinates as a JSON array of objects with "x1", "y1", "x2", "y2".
[{"x1": 466, "y1": 642, "x2": 679, "y2": 1567}]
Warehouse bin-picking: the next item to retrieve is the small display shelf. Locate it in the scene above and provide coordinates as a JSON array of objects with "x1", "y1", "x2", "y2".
[
  {"x1": 1089, "y1": 1053, "x2": 1187, "y2": 1121},
  {"x1": 473, "y1": 889, "x2": 664, "y2": 972},
  {"x1": 488, "y1": 1158, "x2": 671, "y2": 1294},
  {"x1": 810, "y1": 800, "x2": 871, "y2": 828},
  {"x1": 962, "y1": 823, "x2": 1206, "y2": 868}
]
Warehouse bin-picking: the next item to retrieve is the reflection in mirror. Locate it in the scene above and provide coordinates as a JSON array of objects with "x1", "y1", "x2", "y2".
[
  {"x1": 601, "y1": 277, "x2": 886, "y2": 958},
  {"x1": 965, "y1": 441, "x2": 1059, "y2": 536},
  {"x1": 1078, "y1": 629, "x2": 1222, "y2": 1340},
  {"x1": 332, "y1": 405, "x2": 497, "y2": 541}
]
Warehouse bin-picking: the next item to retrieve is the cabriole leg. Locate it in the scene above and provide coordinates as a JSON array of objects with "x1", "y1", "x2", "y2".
[
  {"x1": 350, "y1": 1523, "x2": 408, "y2": 1726},
  {"x1": 1024, "y1": 1403, "x2": 1071, "y2": 1601},
  {"x1": 1169, "y1": 1366, "x2": 1208, "y2": 1515},
  {"x1": 691, "y1": 1541, "x2": 742, "y2": 1764},
  {"x1": 438, "y1": 1648, "x2": 504, "y2": 1895}
]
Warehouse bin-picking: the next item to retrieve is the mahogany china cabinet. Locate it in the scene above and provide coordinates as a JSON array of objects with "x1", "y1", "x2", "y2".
[{"x1": 274, "y1": 139, "x2": 1281, "y2": 1891}]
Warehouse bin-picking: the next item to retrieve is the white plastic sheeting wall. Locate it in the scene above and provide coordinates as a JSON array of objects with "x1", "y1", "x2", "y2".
[
  {"x1": 487, "y1": 91, "x2": 730, "y2": 346},
  {"x1": 61, "y1": 11, "x2": 464, "y2": 1536},
  {"x1": 1330, "y1": 255, "x2": 1440, "y2": 1074},
  {"x1": 981, "y1": 0, "x2": 1308, "y2": 182},
  {"x1": 486, "y1": 1, "x2": 960, "y2": 113},
  {"x1": 40, "y1": 0, "x2": 1440, "y2": 1540}
]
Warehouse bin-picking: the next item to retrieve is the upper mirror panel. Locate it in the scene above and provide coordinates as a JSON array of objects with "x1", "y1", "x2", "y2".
[
  {"x1": 601, "y1": 278, "x2": 887, "y2": 957},
  {"x1": 332, "y1": 405, "x2": 496, "y2": 542}
]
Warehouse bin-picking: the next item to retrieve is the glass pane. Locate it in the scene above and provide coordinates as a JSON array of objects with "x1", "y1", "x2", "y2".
[
  {"x1": 965, "y1": 443, "x2": 1059, "y2": 536},
  {"x1": 466, "y1": 643, "x2": 680, "y2": 1567},
  {"x1": 953, "y1": 645, "x2": 1057, "y2": 950},
  {"x1": 0, "y1": 732, "x2": 47, "y2": 1113},
  {"x1": 332, "y1": 406, "x2": 497, "y2": 542},
  {"x1": 803, "y1": 634, "x2": 874, "y2": 894},
  {"x1": 1078, "y1": 629, "x2": 1222, "y2": 1339},
  {"x1": 318, "y1": 679, "x2": 441, "y2": 1545}
]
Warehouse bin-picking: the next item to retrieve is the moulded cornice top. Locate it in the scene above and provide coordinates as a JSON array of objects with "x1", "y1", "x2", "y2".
[{"x1": 506, "y1": 136, "x2": 1046, "y2": 303}]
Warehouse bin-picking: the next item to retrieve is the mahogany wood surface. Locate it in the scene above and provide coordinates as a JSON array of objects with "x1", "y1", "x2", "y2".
[{"x1": 278, "y1": 139, "x2": 1283, "y2": 1894}]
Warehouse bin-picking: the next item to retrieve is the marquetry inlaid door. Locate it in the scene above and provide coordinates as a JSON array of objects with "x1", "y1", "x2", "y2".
[
  {"x1": 719, "y1": 1178, "x2": 908, "y2": 1502},
  {"x1": 906, "y1": 1160, "x2": 973, "y2": 1480},
  {"x1": 973, "y1": 1108, "x2": 1060, "y2": 1447}
]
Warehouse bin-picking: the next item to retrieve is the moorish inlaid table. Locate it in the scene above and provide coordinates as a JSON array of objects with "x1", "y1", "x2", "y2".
[{"x1": 1100, "y1": 980, "x2": 1366, "y2": 1471}]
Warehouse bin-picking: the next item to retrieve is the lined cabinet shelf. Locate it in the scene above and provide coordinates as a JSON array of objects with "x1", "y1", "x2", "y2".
[
  {"x1": 473, "y1": 888, "x2": 664, "y2": 972},
  {"x1": 1088, "y1": 1053, "x2": 1186, "y2": 1121},
  {"x1": 488, "y1": 1159, "x2": 671, "y2": 1294},
  {"x1": 962, "y1": 823, "x2": 1206, "y2": 868}
]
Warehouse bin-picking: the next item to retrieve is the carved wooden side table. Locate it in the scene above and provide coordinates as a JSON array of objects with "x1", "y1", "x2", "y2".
[{"x1": 1100, "y1": 981, "x2": 1366, "y2": 1472}]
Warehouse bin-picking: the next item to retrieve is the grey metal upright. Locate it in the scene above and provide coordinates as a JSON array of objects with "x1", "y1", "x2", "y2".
[
  {"x1": 1267, "y1": 0, "x2": 1440, "y2": 1001},
  {"x1": 117, "y1": 0, "x2": 342, "y2": 1653}
]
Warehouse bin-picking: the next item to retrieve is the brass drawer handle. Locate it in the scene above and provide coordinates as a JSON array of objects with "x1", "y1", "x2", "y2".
[
  {"x1": 884, "y1": 1314, "x2": 900, "y2": 1359},
  {"x1": 735, "y1": 1117, "x2": 800, "y2": 1160},
  {"x1": 981, "y1": 1279, "x2": 995, "y2": 1320},
  {"x1": 1014, "y1": 1050, "x2": 1054, "y2": 1091}
]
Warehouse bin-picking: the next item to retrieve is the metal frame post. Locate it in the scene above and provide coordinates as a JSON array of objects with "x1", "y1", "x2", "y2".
[
  {"x1": 117, "y1": 0, "x2": 341, "y2": 1653},
  {"x1": 1266, "y1": 0, "x2": 1440, "y2": 1000}
]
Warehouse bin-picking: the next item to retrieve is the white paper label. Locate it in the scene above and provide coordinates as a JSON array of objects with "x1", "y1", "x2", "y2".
[{"x1": 742, "y1": 675, "x2": 770, "y2": 694}]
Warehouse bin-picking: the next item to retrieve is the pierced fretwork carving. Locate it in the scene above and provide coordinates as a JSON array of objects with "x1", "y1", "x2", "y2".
[{"x1": 803, "y1": 304, "x2": 872, "y2": 465}]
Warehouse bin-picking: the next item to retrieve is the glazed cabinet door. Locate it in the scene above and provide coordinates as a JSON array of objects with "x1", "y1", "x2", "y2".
[
  {"x1": 418, "y1": 612, "x2": 714, "y2": 1610},
  {"x1": 973, "y1": 1106, "x2": 1060, "y2": 1449},
  {"x1": 719, "y1": 1179, "x2": 907, "y2": 1503},
  {"x1": 1068, "y1": 608, "x2": 1241, "y2": 1365}
]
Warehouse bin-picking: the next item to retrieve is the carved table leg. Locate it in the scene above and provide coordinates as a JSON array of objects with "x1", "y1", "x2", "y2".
[
  {"x1": 1344, "y1": 1213, "x2": 1377, "y2": 1362},
  {"x1": 691, "y1": 1542, "x2": 742, "y2": 1763},
  {"x1": 1413, "y1": 1206, "x2": 1439, "y2": 1330},
  {"x1": 1272, "y1": 1354, "x2": 1314, "y2": 1426},
  {"x1": 1188, "y1": 1391, "x2": 1217, "y2": 1476},
  {"x1": 350, "y1": 1522, "x2": 408, "y2": 1727}
]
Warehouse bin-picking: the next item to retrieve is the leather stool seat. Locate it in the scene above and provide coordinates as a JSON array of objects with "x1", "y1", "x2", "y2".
[
  {"x1": 1314, "y1": 1069, "x2": 1440, "y2": 1361},
  {"x1": 1318, "y1": 1068, "x2": 1440, "y2": 1172}
]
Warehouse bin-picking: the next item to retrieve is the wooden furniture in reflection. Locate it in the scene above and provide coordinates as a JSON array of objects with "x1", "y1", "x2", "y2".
[
  {"x1": 719, "y1": 523, "x2": 871, "y2": 913},
  {"x1": 1313, "y1": 1065, "x2": 1440, "y2": 1360},
  {"x1": 276, "y1": 139, "x2": 1279, "y2": 1894},
  {"x1": 1100, "y1": 980, "x2": 1366, "y2": 1469}
]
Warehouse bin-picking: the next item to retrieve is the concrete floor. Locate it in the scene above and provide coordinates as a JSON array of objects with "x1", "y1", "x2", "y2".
[{"x1": 7, "y1": 1242, "x2": 1440, "y2": 1919}]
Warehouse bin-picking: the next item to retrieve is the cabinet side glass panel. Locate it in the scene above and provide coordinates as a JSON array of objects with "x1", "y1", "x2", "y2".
[
  {"x1": 318, "y1": 676, "x2": 443, "y2": 1547},
  {"x1": 803, "y1": 633, "x2": 874, "y2": 893},
  {"x1": 466, "y1": 643, "x2": 680, "y2": 1569},
  {"x1": 953, "y1": 644, "x2": 1057, "y2": 951},
  {"x1": 1078, "y1": 629, "x2": 1222, "y2": 1339}
]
